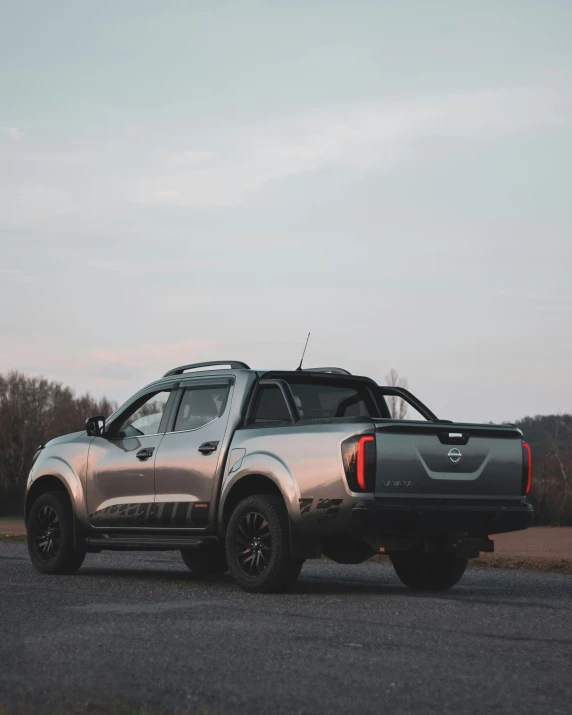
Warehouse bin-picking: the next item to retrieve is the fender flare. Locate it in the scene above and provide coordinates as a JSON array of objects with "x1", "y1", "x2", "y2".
[
  {"x1": 218, "y1": 453, "x2": 320, "y2": 559},
  {"x1": 219, "y1": 452, "x2": 298, "y2": 522},
  {"x1": 26, "y1": 456, "x2": 88, "y2": 529}
]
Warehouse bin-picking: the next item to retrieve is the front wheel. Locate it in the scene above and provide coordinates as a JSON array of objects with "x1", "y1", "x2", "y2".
[
  {"x1": 390, "y1": 552, "x2": 468, "y2": 591},
  {"x1": 27, "y1": 491, "x2": 85, "y2": 575},
  {"x1": 225, "y1": 495, "x2": 304, "y2": 593}
]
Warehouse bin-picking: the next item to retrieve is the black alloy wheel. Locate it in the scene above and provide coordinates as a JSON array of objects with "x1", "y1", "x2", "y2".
[
  {"x1": 225, "y1": 494, "x2": 304, "y2": 593},
  {"x1": 27, "y1": 491, "x2": 86, "y2": 575},
  {"x1": 33, "y1": 505, "x2": 61, "y2": 561},
  {"x1": 235, "y1": 511, "x2": 273, "y2": 577}
]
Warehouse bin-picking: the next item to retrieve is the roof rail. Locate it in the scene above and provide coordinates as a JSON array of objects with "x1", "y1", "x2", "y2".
[
  {"x1": 163, "y1": 360, "x2": 250, "y2": 377},
  {"x1": 303, "y1": 367, "x2": 352, "y2": 375}
]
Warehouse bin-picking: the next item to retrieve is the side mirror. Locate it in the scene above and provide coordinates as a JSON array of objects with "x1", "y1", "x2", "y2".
[{"x1": 86, "y1": 415, "x2": 106, "y2": 437}]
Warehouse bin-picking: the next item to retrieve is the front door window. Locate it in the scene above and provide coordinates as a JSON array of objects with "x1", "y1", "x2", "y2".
[{"x1": 114, "y1": 390, "x2": 172, "y2": 438}]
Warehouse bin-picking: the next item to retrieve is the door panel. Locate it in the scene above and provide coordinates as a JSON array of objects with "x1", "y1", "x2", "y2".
[
  {"x1": 153, "y1": 380, "x2": 232, "y2": 527},
  {"x1": 87, "y1": 434, "x2": 164, "y2": 526},
  {"x1": 86, "y1": 386, "x2": 176, "y2": 527}
]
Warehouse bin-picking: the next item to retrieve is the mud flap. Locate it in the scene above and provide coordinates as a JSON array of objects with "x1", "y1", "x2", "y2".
[
  {"x1": 73, "y1": 516, "x2": 95, "y2": 553},
  {"x1": 289, "y1": 518, "x2": 321, "y2": 559}
]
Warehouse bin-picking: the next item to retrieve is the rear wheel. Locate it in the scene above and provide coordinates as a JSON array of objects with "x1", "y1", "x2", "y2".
[
  {"x1": 225, "y1": 495, "x2": 304, "y2": 593},
  {"x1": 390, "y1": 551, "x2": 468, "y2": 591},
  {"x1": 27, "y1": 491, "x2": 85, "y2": 575},
  {"x1": 180, "y1": 544, "x2": 228, "y2": 575}
]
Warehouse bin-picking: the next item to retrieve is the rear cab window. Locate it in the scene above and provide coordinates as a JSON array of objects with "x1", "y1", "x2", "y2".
[
  {"x1": 251, "y1": 385, "x2": 292, "y2": 424},
  {"x1": 289, "y1": 382, "x2": 372, "y2": 419},
  {"x1": 248, "y1": 374, "x2": 387, "y2": 426}
]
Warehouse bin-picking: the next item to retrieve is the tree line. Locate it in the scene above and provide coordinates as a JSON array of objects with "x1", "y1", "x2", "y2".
[
  {"x1": 514, "y1": 413, "x2": 572, "y2": 525},
  {"x1": 0, "y1": 370, "x2": 571, "y2": 524},
  {"x1": 0, "y1": 372, "x2": 115, "y2": 516}
]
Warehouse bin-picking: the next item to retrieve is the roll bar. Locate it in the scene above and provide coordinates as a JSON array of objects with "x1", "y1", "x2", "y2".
[{"x1": 379, "y1": 386, "x2": 440, "y2": 422}]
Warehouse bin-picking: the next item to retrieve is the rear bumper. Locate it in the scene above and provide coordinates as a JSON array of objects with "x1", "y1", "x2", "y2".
[{"x1": 350, "y1": 499, "x2": 533, "y2": 537}]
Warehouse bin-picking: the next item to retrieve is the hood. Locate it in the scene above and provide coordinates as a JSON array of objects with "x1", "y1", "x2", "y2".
[{"x1": 45, "y1": 430, "x2": 87, "y2": 448}]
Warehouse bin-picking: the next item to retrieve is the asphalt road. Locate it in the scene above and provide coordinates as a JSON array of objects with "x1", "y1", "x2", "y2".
[{"x1": 1, "y1": 542, "x2": 571, "y2": 715}]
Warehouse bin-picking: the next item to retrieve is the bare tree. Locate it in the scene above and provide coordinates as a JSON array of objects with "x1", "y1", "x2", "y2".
[
  {"x1": 0, "y1": 372, "x2": 115, "y2": 515},
  {"x1": 384, "y1": 368, "x2": 408, "y2": 419},
  {"x1": 531, "y1": 417, "x2": 572, "y2": 525}
]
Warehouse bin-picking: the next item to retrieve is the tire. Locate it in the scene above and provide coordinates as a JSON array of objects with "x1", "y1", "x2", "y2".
[
  {"x1": 181, "y1": 544, "x2": 228, "y2": 575},
  {"x1": 27, "y1": 491, "x2": 85, "y2": 575},
  {"x1": 225, "y1": 495, "x2": 304, "y2": 593},
  {"x1": 390, "y1": 551, "x2": 468, "y2": 591}
]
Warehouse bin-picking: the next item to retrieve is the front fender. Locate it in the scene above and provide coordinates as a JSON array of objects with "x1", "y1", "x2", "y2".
[{"x1": 27, "y1": 449, "x2": 90, "y2": 530}]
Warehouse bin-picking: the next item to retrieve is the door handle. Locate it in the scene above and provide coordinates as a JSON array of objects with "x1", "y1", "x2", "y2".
[
  {"x1": 198, "y1": 441, "x2": 219, "y2": 455},
  {"x1": 438, "y1": 432, "x2": 469, "y2": 445},
  {"x1": 136, "y1": 447, "x2": 155, "y2": 461}
]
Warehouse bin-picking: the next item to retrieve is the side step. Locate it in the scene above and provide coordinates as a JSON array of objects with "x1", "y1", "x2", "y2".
[{"x1": 85, "y1": 535, "x2": 219, "y2": 552}]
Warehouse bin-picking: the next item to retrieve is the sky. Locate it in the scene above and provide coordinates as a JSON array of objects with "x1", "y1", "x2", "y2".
[{"x1": 1, "y1": 0, "x2": 571, "y2": 423}]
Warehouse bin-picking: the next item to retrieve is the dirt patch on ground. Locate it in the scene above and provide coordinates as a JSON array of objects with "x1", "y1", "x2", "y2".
[
  {"x1": 0, "y1": 519, "x2": 26, "y2": 538},
  {"x1": 489, "y1": 525, "x2": 572, "y2": 557},
  {"x1": 469, "y1": 526, "x2": 572, "y2": 574},
  {"x1": 369, "y1": 527, "x2": 572, "y2": 574},
  {"x1": 469, "y1": 555, "x2": 572, "y2": 574}
]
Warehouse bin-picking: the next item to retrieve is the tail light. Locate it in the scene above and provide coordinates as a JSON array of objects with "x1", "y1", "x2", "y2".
[
  {"x1": 342, "y1": 434, "x2": 376, "y2": 492},
  {"x1": 522, "y1": 441, "x2": 532, "y2": 495}
]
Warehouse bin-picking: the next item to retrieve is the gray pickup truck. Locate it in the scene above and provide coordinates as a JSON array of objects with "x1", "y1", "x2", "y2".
[{"x1": 25, "y1": 361, "x2": 533, "y2": 593}]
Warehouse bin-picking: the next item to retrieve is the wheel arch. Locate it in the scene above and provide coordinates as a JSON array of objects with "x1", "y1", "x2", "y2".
[
  {"x1": 25, "y1": 475, "x2": 71, "y2": 525},
  {"x1": 220, "y1": 473, "x2": 317, "y2": 560},
  {"x1": 221, "y1": 473, "x2": 285, "y2": 531}
]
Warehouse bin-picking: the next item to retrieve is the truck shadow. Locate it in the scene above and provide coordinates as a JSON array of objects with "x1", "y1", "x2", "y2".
[
  {"x1": 77, "y1": 564, "x2": 402, "y2": 596},
  {"x1": 75, "y1": 565, "x2": 570, "y2": 610}
]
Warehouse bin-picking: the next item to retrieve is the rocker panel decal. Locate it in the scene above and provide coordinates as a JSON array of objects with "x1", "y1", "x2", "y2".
[{"x1": 89, "y1": 501, "x2": 210, "y2": 528}]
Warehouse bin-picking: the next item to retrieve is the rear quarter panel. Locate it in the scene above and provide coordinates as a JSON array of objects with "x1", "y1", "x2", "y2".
[{"x1": 220, "y1": 422, "x2": 373, "y2": 533}]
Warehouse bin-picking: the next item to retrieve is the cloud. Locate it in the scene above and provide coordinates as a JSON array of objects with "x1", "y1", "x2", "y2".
[
  {"x1": 0, "y1": 126, "x2": 24, "y2": 141},
  {"x1": 85, "y1": 258, "x2": 211, "y2": 275},
  {"x1": 1, "y1": 85, "x2": 569, "y2": 220},
  {"x1": 0, "y1": 268, "x2": 33, "y2": 283},
  {"x1": 127, "y1": 86, "x2": 570, "y2": 207},
  {"x1": 0, "y1": 335, "x2": 222, "y2": 400},
  {"x1": 155, "y1": 190, "x2": 180, "y2": 198},
  {"x1": 0, "y1": 184, "x2": 74, "y2": 220},
  {"x1": 92, "y1": 339, "x2": 220, "y2": 372}
]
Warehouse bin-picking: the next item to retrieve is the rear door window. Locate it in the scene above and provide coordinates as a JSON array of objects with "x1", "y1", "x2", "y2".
[{"x1": 172, "y1": 383, "x2": 230, "y2": 432}]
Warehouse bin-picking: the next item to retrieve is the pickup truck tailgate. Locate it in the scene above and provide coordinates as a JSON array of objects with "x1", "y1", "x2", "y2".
[{"x1": 373, "y1": 421, "x2": 524, "y2": 498}]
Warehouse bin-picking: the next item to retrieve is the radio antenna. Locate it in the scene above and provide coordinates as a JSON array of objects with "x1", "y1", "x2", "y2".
[{"x1": 296, "y1": 332, "x2": 311, "y2": 371}]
